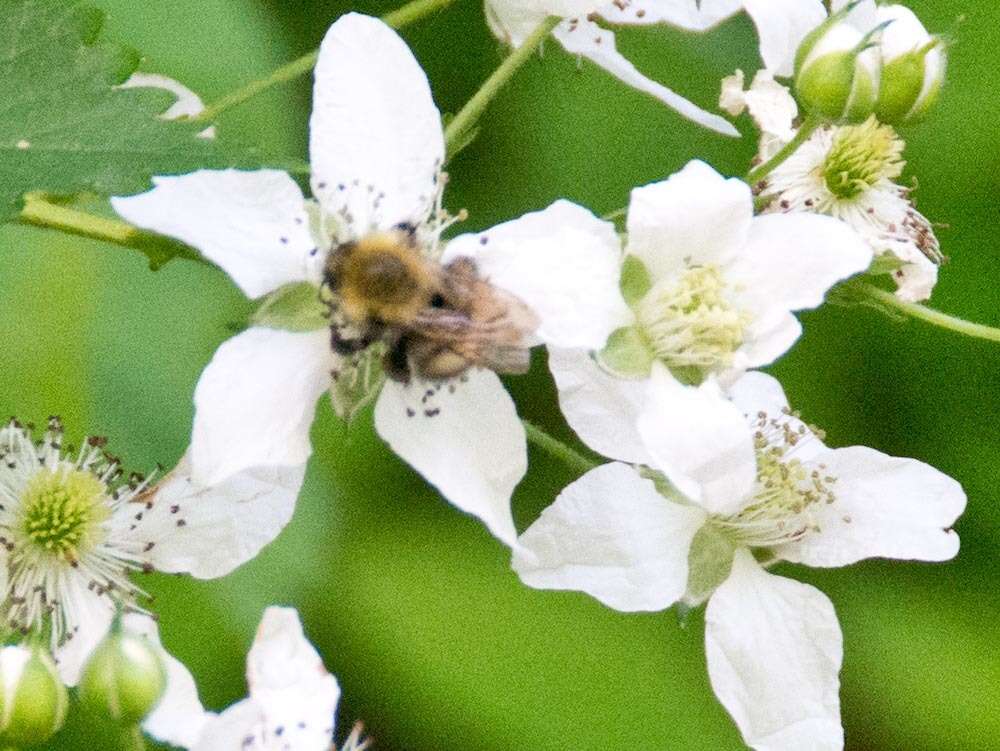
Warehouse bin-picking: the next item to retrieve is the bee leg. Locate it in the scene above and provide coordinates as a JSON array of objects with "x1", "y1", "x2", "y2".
[
  {"x1": 383, "y1": 336, "x2": 412, "y2": 384},
  {"x1": 392, "y1": 221, "x2": 418, "y2": 240},
  {"x1": 330, "y1": 321, "x2": 384, "y2": 356}
]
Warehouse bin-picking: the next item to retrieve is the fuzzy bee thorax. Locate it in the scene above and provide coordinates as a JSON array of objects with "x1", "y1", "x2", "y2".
[{"x1": 326, "y1": 231, "x2": 438, "y2": 326}]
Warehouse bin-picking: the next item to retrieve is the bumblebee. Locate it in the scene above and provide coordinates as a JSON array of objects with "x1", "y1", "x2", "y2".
[{"x1": 323, "y1": 226, "x2": 538, "y2": 383}]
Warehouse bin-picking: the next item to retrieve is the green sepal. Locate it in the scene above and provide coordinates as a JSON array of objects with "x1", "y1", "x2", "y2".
[
  {"x1": 252, "y1": 282, "x2": 329, "y2": 332},
  {"x1": 682, "y1": 525, "x2": 736, "y2": 608},
  {"x1": 619, "y1": 254, "x2": 653, "y2": 307},
  {"x1": 329, "y1": 346, "x2": 387, "y2": 423},
  {"x1": 867, "y1": 251, "x2": 907, "y2": 277},
  {"x1": 598, "y1": 326, "x2": 654, "y2": 378}
]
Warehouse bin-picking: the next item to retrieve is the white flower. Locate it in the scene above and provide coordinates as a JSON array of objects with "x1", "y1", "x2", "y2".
[
  {"x1": 758, "y1": 114, "x2": 942, "y2": 302},
  {"x1": 491, "y1": 160, "x2": 870, "y2": 469},
  {"x1": 512, "y1": 371, "x2": 966, "y2": 751},
  {"x1": 483, "y1": 0, "x2": 740, "y2": 135},
  {"x1": 0, "y1": 419, "x2": 301, "y2": 686},
  {"x1": 150, "y1": 607, "x2": 343, "y2": 751},
  {"x1": 113, "y1": 14, "x2": 621, "y2": 547}
]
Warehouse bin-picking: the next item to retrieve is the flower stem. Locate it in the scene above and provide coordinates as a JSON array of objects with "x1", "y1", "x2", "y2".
[
  {"x1": 745, "y1": 114, "x2": 823, "y2": 186},
  {"x1": 522, "y1": 419, "x2": 598, "y2": 476},
  {"x1": 17, "y1": 196, "x2": 206, "y2": 268},
  {"x1": 859, "y1": 283, "x2": 1000, "y2": 343},
  {"x1": 194, "y1": 0, "x2": 460, "y2": 123},
  {"x1": 443, "y1": 16, "x2": 561, "y2": 159},
  {"x1": 122, "y1": 726, "x2": 147, "y2": 751}
]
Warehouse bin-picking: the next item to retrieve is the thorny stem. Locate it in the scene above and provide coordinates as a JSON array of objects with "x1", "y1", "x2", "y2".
[
  {"x1": 16, "y1": 197, "x2": 206, "y2": 268},
  {"x1": 860, "y1": 283, "x2": 1000, "y2": 343},
  {"x1": 194, "y1": 0, "x2": 461, "y2": 123},
  {"x1": 443, "y1": 16, "x2": 561, "y2": 158},
  {"x1": 522, "y1": 419, "x2": 598, "y2": 476},
  {"x1": 745, "y1": 114, "x2": 824, "y2": 187}
]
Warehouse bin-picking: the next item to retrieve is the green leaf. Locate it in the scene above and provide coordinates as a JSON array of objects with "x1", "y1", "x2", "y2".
[
  {"x1": 619, "y1": 254, "x2": 652, "y2": 307},
  {"x1": 329, "y1": 346, "x2": 387, "y2": 424},
  {"x1": 597, "y1": 326, "x2": 654, "y2": 378},
  {"x1": 0, "y1": 0, "x2": 274, "y2": 220},
  {"x1": 251, "y1": 282, "x2": 329, "y2": 332}
]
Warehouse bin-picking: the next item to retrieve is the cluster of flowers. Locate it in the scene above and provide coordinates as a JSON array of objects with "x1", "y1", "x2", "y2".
[{"x1": 0, "y1": 1, "x2": 964, "y2": 749}]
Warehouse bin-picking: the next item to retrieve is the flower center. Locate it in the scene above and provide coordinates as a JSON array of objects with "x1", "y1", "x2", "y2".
[
  {"x1": 821, "y1": 116, "x2": 904, "y2": 200},
  {"x1": 20, "y1": 468, "x2": 109, "y2": 560},
  {"x1": 635, "y1": 264, "x2": 748, "y2": 381},
  {"x1": 712, "y1": 411, "x2": 837, "y2": 548}
]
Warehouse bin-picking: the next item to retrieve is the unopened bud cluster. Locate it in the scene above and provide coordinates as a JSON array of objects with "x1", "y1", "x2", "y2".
[
  {"x1": 795, "y1": 3, "x2": 947, "y2": 125},
  {"x1": 0, "y1": 621, "x2": 165, "y2": 746}
]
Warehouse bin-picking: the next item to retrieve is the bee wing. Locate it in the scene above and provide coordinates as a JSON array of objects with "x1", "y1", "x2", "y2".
[{"x1": 409, "y1": 307, "x2": 533, "y2": 375}]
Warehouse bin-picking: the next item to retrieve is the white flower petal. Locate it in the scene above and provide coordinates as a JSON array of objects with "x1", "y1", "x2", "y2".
[
  {"x1": 193, "y1": 608, "x2": 341, "y2": 751},
  {"x1": 374, "y1": 369, "x2": 526, "y2": 546},
  {"x1": 777, "y1": 445, "x2": 965, "y2": 567},
  {"x1": 192, "y1": 700, "x2": 260, "y2": 751},
  {"x1": 626, "y1": 161, "x2": 753, "y2": 281},
  {"x1": 705, "y1": 549, "x2": 844, "y2": 751},
  {"x1": 111, "y1": 170, "x2": 316, "y2": 299},
  {"x1": 513, "y1": 463, "x2": 706, "y2": 611},
  {"x1": 487, "y1": 0, "x2": 603, "y2": 45},
  {"x1": 553, "y1": 20, "x2": 739, "y2": 136},
  {"x1": 125, "y1": 451, "x2": 305, "y2": 579},
  {"x1": 53, "y1": 591, "x2": 114, "y2": 686},
  {"x1": 740, "y1": 314, "x2": 803, "y2": 371},
  {"x1": 191, "y1": 327, "x2": 331, "y2": 485},
  {"x1": 442, "y1": 200, "x2": 630, "y2": 349},
  {"x1": 310, "y1": 14, "x2": 444, "y2": 233},
  {"x1": 730, "y1": 213, "x2": 873, "y2": 321},
  {"x1": 126, "y1": 614, "x2": 212, "y2": 750},
  {"x1": 832, "y1": 0, "x2": 878, "y2": 31},
  {"x1": 596, "y1": 0, "x2": 741, "y2": 30},
  {"x1": 246, "y1": 608, "x2": 341, "y2": 744},
  {"x1": 726, "y1": 371, "x2": 827, "y2": 462},
  {"x1": 636, "y1": 365, "x2": 757, "y2": 514},
  {"x1": 720, "y1": 69, "x2": 798, "y2": 142},
  {"x1": 743, "y1": 0, "x2": 827, "y2": 77},
  {"x1": 547, "y1": 347, "x2": 653, "y2": 465},
  {"x1": 119, "y1": 73, "x2": 207, "y2": 120}
]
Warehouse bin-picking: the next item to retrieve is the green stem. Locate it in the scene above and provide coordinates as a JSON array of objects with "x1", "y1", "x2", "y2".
[
  {"x1": 859, "y1": 283, "x2": 1000, "y2": 343},
  {"x1": 17, "y1": 197, "x2": 206, "y2": 267},
  {"x1": 522, "y1": 419, "x2": 598, "y2": 476},
  {"x1": 443, "y1": 16, "x2": 560, "y2": 158},
  {"x1": 745, "y1": 114, "x2": 823, "y2": 186},
  {"x1": 194, "y1": 0, "x2": 460, "y2": 123},
  {"x1": 122, "y1": 726, "x2": 147, "y2": 751}
]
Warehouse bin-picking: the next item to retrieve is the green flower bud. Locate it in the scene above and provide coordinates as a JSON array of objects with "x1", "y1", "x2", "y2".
[
  {"x1": 0, "y1": 645, "x2": 69, "y2": 746},
  {"x1": 873, "y1": 5, "x2": 947, "y2": 124},
  {"x1": 79, "y1": 627, "x2": 167, "y2": 727},
  {"x1": 795, "y1": 18, "x2": 884, "y2": 123}
]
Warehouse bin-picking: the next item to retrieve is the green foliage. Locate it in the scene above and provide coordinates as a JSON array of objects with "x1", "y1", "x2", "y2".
[{"x1": 0, "y1": 0, "x2": 273, "y2": 220}]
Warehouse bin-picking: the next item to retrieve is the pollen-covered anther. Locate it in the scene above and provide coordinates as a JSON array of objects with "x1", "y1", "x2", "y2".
[
  {"x1": 635, "y1": 264, "x2": 749, "y2": 374},
  {"x1": 712, "y1": 411, "x2": 836, "y2": 548}
]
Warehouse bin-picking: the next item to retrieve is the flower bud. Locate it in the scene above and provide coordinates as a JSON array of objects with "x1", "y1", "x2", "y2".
[
  {"x1": 0, "y1": 645, "x2": 69, "y2": 746},
  {"x1": 794, "y1": 12, "x2": 884, "y2": 123},
  {"x1": 874, "y1": 5, "x2": 947, "y2": 124},
  {"x1": 79, "y1": 627, "x2": 167, "y2": 726}
]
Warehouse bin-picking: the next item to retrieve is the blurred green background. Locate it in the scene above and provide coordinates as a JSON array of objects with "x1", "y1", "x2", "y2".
[{"x1": 2, "y1": 0, "x2": 998, "y2": 748}]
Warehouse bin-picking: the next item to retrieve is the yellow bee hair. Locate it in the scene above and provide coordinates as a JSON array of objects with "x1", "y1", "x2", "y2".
[{"x1": 329, "y1": 230, "x2": 439, "y2": 326}]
